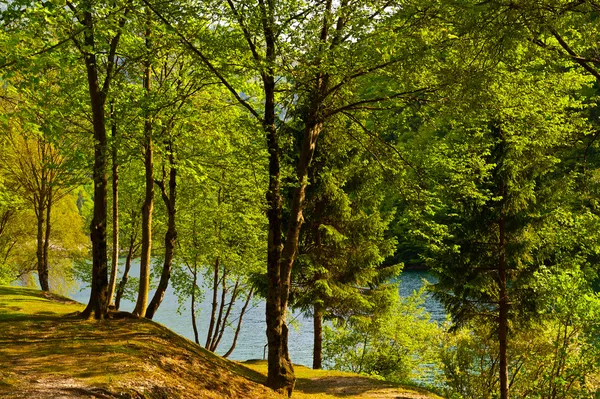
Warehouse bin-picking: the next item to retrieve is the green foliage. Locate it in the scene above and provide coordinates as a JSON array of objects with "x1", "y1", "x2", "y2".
[
  {"x1": 422, "y1": 40, "x2": 592, "y2": 325},
  {"x1": 439, "y1": 269, "x2": 600, "y2": 399},
  {"x1": 324, "y1": 288, "x2": 443, "y2": 384},
  {"x1": 293, "y1": 123, "x2": 400, "y2": 320},
  {"x1": 2, "y1": 1, "x2": 600, "y2": 396}
]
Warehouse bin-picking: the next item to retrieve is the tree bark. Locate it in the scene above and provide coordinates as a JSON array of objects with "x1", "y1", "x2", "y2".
[
  {"x1": 108, "y1": 103, "x2": 119, "y2": 306},
  {"x1": 264, "y1": 88, "x2": 295, "y2": 396},
  {"x1": 313, "y1": 303, "x2": 324, "y2": 369},
  {"x1": 80, "y1": 6, "x2": 110, "y2": 319},
  {"x1": 133, "y1": 9, "x2": 154, "y2": 318},
  {"x1": 191, "y1": 263, "x2": 200, "y2": 345},
  {"x1": 263, "y1": 3, "x2": 335, "y2": 390},
  {"x1": 35, "y1": 190, "x2": 49, "y2": 292},
  {"x1": 498, "y1": 212, "x2": 509, "y2": 399},
  {"x1": 224, "y1": 287, "x2": 254, "y2": 358},
  {"x1": 206, "y1": 255, "x2": 220, "y2": 349},
  {"x1": 146, "y1": 143, "x2": 177, "y2": 319},
  {"x1": 41, "y1": 189, "x2": 53, "y2": 291},
  {"x1": 115, "y1": 222, "x2": 136, "y2": 311}
]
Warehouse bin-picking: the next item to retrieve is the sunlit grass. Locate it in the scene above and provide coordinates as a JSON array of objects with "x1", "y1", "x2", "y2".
[
  {"x1": 0, "y1": 285, "x2": 443, "y2": 399},
  {"x1": 0, "y1": 285, "x2": 83, "y2": 320},
  {"x1": 243, "y1": 360, "x2": 445, "y2": 399}
]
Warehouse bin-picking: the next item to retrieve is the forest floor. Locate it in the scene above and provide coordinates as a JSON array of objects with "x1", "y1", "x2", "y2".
[{"x1": 0, "y1": 285, "x2": 443, "y2": 399}]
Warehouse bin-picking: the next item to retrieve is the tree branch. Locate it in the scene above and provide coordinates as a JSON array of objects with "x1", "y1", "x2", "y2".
[
  {"x1": 0, "y1": 25, "x2": 88, "y2": 70},
  {"x1": 549, "y1": 28, "x2": 600, "y2": 81},
  {"x1": 325, "y1": 87, "x2": 431, "y2": 119},
  {"x1": 140, "y1": 0, "x2": 262, "y2": 121},
  {"x1": 225, "y1": 0, "x2": 262, "y2": 64}
]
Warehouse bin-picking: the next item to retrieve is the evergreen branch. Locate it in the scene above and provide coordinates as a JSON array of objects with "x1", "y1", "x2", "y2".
[{"x1": 341, "y1": 111, "x2": 422, "y2": 179}]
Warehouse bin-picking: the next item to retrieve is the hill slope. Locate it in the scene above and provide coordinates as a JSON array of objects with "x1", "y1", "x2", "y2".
[{"x1": 0, "y1": 286, "x2": 443, "y2": 399}]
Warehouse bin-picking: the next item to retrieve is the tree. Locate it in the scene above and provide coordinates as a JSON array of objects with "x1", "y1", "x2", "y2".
[
  {"x1": 141, "y1": 0, "x2": 439, "y2": 392},
  {"x1": 323, "y1": 288, "x2": 442, "y2": 383},
  {"x1": 292, "y1": 123, "x2": 400, "y2": 369},
  {"x1": 133, "y1": 8, "x2": 155, "y2": 318},
  {"x1": 425, "y1": 46, "x2": 590, "y2": 399},
  {"x1": 63, "y1": 0, "x2": 132, "y2": 319},
  {"x1": 171, "y1": 88, "x2": 268, "y2": 355},
  {"x1": 0, "y1": 81, "x2": 83, "y2": 292}
]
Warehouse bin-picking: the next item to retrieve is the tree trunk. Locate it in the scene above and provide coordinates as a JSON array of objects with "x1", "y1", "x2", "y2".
[
  {"x1": 264, "y1": 103, "x2": 295, "y2": 396},
  {"x1": 108, "y1": 103, "x2": 119, "y2": 306},
  {"x1": 146, "y1": 144, "x2": 177, "y2": 319},
  {"x1": 224, "y1": 287, "x2": 254, "y2": 358},
  {"x1": 115, "y1": 225, "x2": 136, "y2": 311},
  {"x1": 41, "y1": 189, "x2": 53, "y2": 291},
  {"x1": 133, "y1": 10, "x2": 154, "y2": 318},
  {"x1": 210, "y1": 268, "x2": 228, "y2": 351},
  {"x1": 498, "y1": 212, "x2": 509, "y2": 399},
  {"x1": 206, "y1": 255, "x2": 220, "y2": 349},
  {"x1": 191, "y1": 263, "x2": 200, "y2": 345},
  {"x1": 263, "y1": 7, "x2": 331, "y2": 387},
  {"x1": 313, "y1": 303, "x2": 324, "y2": 369},
  {"x1": 80, "y1": 17, "x2": 110, "y2": 319},
  {"x1": 255, "y1": 0, "x2": 295, "y2": 389},
  {"x1": 35, "y1": 192, "x2": 49, "y2": 292}
]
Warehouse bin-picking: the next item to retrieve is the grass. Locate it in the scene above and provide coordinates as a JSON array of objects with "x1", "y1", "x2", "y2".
[
  {"x1": 0, "y1": 285, "x2": 443, "y2": 399},
  {"x1": 243, "y1": 360, "x2": 445, "y2": 399}
]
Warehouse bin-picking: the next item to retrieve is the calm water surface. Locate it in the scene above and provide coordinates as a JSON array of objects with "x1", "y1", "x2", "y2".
[{"x1": 70, "y1": 264, "x2": 444, "y2": 367}]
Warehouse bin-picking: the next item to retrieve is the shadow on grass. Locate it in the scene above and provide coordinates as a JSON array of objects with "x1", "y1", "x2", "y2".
[
  {"x1": 0, "y1": 286, "x2": 45, "y2": 297},
  {"x1": 294, "y1": 375, "x2": 395, "y2": 397}
]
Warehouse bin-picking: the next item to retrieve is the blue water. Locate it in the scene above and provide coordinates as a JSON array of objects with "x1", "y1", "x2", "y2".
[{"x1": 70, "y1": 266, "x2": 444, "y2": 367}]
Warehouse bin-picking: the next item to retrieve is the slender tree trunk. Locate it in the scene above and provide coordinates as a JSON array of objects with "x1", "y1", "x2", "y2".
[
  {"x1": 205, "y1": 256, "x2": 220, "y2": 349},
  {"x1": 41, "y1": 189, "x2": 53, "y2": 291},
  {"x1": 191, "y1": 263, "x2": 200, "y2": 345},
  {"x1": 133, "y1": 10, "x2": 154, "y2": 318},
  {"x1": 108, "y1": 103, "x2": 119, "y2": 306},
  {"x1": 313, "y1": 303, "x2": 324, "y2": 369},
  {"x1": 146, "y1": 144, "x2": 177, "y2": 319},
  {"x1": 210, "y1": 268, "x2": 228, "y2": 351},
  {"x1": 498, "y1": 212, "x2": 509, "y2": 399},
  {"x1": 35, "y1": 193, "x2": 49, "y2": 291},
  {"x1": 224, "y1": 287, "x2": 254, "y2": 358},
  {"x1": 212, "y1": 279, "x2": 240, "y2": 352},
  {"x1": 115, "y1": 221, "x2": 137, "y2": 311}
]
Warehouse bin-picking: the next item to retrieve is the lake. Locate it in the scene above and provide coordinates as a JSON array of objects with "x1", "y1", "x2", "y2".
[{"x1": 70, "y1": 264, "x2": 445, "y2": 367}]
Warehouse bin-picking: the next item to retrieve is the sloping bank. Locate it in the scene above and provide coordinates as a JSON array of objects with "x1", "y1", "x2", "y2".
[{"x1": 0, "y1": 286, "x2": 443, "y2": 399}]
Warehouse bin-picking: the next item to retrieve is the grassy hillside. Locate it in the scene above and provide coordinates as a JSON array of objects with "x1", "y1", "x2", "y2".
[{"x1": 0, "y1": 286, "x2": 443, "y2": 399}]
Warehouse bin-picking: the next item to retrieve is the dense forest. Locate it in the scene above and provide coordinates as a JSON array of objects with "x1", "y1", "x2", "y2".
[{"x1": 1, "y1": 0, "x2": 600, "y2": 398}]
